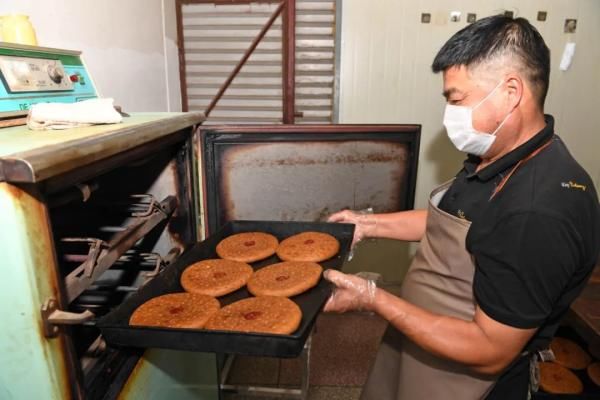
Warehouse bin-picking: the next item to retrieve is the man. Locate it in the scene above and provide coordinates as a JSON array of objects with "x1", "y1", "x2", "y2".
[{"x1": 325, "y1": 15, "x2": 600, "y2": 399}]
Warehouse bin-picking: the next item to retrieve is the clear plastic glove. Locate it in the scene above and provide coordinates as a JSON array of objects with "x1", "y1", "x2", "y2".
[
  {"x1": 323, "y1": 269, "x2": 377, "y2": 313},
  {"x1": 327, "y1": 208, "x2": 377, "y2": 247}
]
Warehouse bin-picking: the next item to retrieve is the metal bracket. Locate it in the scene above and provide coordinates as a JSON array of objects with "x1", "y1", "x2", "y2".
[
  {"x1": 164, "y1": 247, "x2": 182, "y2": 265},
  {"x1": 62, "y1": 238, "x2": 108, "y2": 278},
  {"x1": 63, "y1": 195, "x2": 176, "y2": 303},
  {"x1": 130, "y1": 194, "x2": 168, "y2": 217},
  {"x1": 140, "y1": 252, "x2": 165, "y2": 279},
  {"x1": 41, "y1": 298, "x2": 95, "y2": 338}
]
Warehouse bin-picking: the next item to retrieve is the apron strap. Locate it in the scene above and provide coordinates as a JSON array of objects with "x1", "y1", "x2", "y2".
[{"x1": 490, "y1": 138, "x2": 554, "y2": 200}]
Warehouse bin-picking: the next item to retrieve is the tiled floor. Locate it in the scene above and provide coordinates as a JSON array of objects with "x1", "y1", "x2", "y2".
[
  {"x1": 222, "y1": 386, "x2": 362, "y2": 400},
  {"x1": 221, "y1": 312, "x2": 388, "y2": 400}
]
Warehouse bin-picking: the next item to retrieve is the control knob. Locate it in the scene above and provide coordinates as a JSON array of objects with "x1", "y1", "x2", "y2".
[{"x1": 47, "y1": 65, "x2": 64, "y2": 84}]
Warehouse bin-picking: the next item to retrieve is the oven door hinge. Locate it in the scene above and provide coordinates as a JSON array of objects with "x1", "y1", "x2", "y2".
[{"x1": 41, "y1": 298, "x2": 95, "y2": 338}]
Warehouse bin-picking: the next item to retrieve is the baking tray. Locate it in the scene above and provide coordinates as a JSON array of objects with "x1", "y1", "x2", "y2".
[
  {"x1": 533, "y1": 325, "x2": 600, "y2": 399},
  {"x1": 97, "y1": 220, "x2": 354, "y2": 358}
]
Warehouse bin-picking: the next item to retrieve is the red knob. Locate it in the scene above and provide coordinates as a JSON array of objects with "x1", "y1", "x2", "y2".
[{"x1": 69, "y1": 74, "x2": 79, "y2": 82}]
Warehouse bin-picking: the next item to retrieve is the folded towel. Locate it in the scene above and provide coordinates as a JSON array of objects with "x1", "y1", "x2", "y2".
[{"x1": 27, "y1": 98, "x2": 123, "y2": 130}]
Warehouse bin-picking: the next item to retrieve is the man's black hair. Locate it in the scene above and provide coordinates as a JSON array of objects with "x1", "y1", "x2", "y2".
[{"x1": 432, "y1": 15, "x2": 550, "y2": 109}]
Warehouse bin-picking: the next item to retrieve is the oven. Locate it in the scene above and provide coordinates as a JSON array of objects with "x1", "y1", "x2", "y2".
[
  {"x1": 0, "y1": 45, "x2": 422, "y2": 398},
  {"x1": 0, "y1": 111, "x2": 213, "y2": 399}
]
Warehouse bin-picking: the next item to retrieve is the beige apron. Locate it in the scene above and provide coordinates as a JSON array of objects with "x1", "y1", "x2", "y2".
[
  {"x1": 360, "y1": 181, "x2": 497, "y2": 400},
  {"x1": 360, "y1": 139, "x2": 554, "y2": 399}
]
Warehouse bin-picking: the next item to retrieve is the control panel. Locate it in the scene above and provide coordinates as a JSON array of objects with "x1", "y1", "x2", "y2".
[
  {"x1": 0, "y1": 44, "x2": 97, "y2": 116},
  {"x1": 0, "y1": 55, "x2": 73, "y2": 92}
]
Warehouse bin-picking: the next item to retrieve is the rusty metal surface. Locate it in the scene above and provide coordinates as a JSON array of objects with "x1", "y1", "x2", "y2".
[
  {"x1": 0, "y1": 182, "x2": 80, "y2": 399},
  {"x1": 200, "y1": 124, "x2": 420, "y2": 233},
  {"x1": 41, "y1": 298, "x2": 95, "y2": 338},
  {"x1": 204, "y1": 2, "x2": 284, "y2": 118},
  {"x1": 175, "y1": 0, "x2": 284, "y2": 113},
  {"x1": 201, "y1": 124, "x2": 421, "y2": 134},
  {"x1": 64, "y1": 196, "x2": 177, "y2": 303},
  {"x1": 0, "y1": 112, "x2": 205, "y2": 184},
  {"x1": 176, "y1": 1, "x2": 189, "y2": 112},
  {"x1": 218, "y1": 140, "x2": 410, "y2": 222},
  {"x1": 282, "y1": 0, "x2": 296, "y2": 124},
  {"x1": 165, "y1": 139, "x2": 198, "y2": 248}
]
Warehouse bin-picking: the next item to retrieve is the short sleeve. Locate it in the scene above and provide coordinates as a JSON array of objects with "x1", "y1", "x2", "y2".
[{"x1": 471, "y1": 212, "x2": 581, "y2": 329}]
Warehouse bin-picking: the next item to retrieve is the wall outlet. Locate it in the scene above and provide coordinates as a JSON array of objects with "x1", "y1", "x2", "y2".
[
  {"x1": 564, "y1": 19, "x2": 577, "y2": 33},
  {"x1": 537, "y1": 11, "x2": 548, "y2": 21}
]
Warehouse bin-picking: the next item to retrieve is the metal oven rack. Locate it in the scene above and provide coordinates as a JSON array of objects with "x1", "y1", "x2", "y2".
[{"x1": 41, "y1": 194, "x2": 176, "y2": 338}]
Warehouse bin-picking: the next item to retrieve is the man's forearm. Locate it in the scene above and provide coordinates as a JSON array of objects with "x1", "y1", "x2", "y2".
[
  {"x1": 371, "y1": 209, "x2": 427, "y2": 242},
  {"x1": 371, "y1": 289, "x2": 523, "y2": 374}
]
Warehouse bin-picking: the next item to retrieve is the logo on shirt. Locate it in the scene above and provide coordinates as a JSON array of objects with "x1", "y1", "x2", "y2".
[{"x1": 561, "y1": 181, "x2": 587, "y2": 191}]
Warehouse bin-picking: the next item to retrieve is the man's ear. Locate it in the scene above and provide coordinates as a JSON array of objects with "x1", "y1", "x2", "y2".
[{"x1": 505, "y1": 75, "x2": 523, "y2": 110}]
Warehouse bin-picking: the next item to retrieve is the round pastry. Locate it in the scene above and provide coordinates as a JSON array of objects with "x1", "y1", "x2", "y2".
[
  {"x1": 181, "y1": 258, "x2": 253, "y2": 297},
  {"x1": 129, "y1": 292, "x2": 220, "y2": 328},
  {"x1": 588, "y1": 362, "x2": 600, "y2": 387},
  {"x1": 276, "y1": 231, "x2": 340, "y2": 262},
  {"x1": 247, "y1": 261, "x2": 323, "y2": 297},
  {"x1": 550, "y1": 337, "x2": 592, "y2": 370},
  {"x1": 539, "y1": 362, "x2": 583, "y2": 395},
  {"x1": 216, "y1": 232, "x2": 278, "y2": 263},
  {"x1": 204, "y1": 296, "x2": 302, "y2": 335}
]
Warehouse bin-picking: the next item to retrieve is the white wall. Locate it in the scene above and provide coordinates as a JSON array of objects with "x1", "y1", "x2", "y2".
[
  {"x1": 0, "y1": 0, "x2": 182, "y2": 112},
  {"x1": 339, "y1": 0, "x2": 600, "y2": 209}
]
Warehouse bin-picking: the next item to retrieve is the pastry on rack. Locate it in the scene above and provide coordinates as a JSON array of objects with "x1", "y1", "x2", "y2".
[
  {"x1": 539, "y1": 362, "x2": 583, "y2": 395},
  {"x1": 550, "y1": 336, "x2": 592, "y2": 370}
]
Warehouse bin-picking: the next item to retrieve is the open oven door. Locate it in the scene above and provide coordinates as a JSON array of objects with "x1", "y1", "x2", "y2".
[
  {"x1": 195, "y1": 124, "x2": 421, "y2": 282},
  {"x1": 195, "y1": 123, "x2": 420, "y2": 397}
]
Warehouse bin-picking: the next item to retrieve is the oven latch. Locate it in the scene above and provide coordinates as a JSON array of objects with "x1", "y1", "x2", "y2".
[{"x1": 41, "y1": 298, "x2": 95, "y2": 338}]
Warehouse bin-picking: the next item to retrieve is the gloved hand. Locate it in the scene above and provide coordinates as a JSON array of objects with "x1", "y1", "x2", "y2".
[
  {"x1": 323, "y1": 269, "x2": 377, "y2": 313},
  {"x1": 327, "y1": 209, "x2": 377, "y2": 247}
]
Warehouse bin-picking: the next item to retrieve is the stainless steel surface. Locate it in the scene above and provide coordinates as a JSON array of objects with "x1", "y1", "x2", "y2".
[{"x1": 0, "y1": 112, "x2": 205, "y2": 183}]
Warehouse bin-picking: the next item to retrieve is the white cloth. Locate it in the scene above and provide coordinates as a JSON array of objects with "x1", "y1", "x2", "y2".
[
  {"x1": 559, "y1": 42, "x2": 576, "y2": 71},
  {"x1": 27, "y1": 98, "x2": 123, "y2": 130}
]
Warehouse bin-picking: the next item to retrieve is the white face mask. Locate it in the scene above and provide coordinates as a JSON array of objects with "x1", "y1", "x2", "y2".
[{"x1": 443, "y1": 81, "x2": 512, "y2": 156}]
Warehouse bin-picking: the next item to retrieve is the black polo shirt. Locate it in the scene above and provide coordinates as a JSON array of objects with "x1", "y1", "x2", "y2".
[{"x1": 438, "y1": 115, "x2": 600, "y2": 399}]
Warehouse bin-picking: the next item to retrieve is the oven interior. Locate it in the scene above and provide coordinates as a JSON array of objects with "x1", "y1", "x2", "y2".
[{"x1": 44, "y1": 136, "x2": 196, "y2": 396}]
